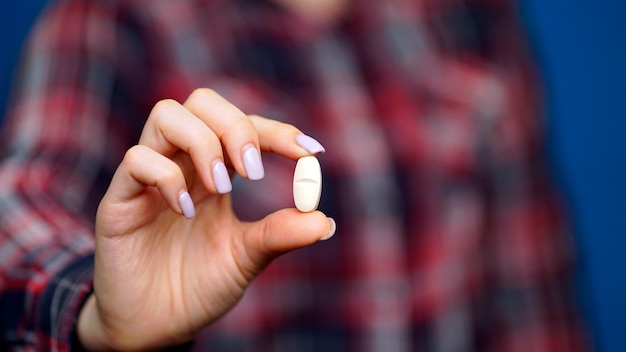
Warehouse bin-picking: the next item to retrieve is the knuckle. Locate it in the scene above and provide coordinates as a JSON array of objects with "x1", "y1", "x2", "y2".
[
  {"x1": 282, "y1": 122, "x2": 301, "y2": 136},
  {"x1": 233, "y1": 114, "x2": 254, "y2": 127},
  {"x1": 247, "y1": 114, "x2": 268, "y2": 123},
  {"x1": 264, "y1": 117, "x2": 298, "y2": 133},
  {"x1": 189, "y1": 87, "x2": 219, "y2": 101},
  {"x1": 151, "y1": 99, "x2": 179, "y2": 120},
  {"x1": 122, "y1": 145, "x2": 145, "y2": 167},
  {"x1": 223, "y1": 116, "x2": 254, "y2": 141},
  {"x1": 153, "y1": 98, "x2": 178, "y2": 111}
]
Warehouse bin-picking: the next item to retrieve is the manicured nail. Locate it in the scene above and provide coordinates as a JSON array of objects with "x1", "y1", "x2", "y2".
[
  {"x1": 179, "y1": 191, "x2": 195, "y2": 219},
  {"x1": 320, "y1": 218, "x2": 336, "y2": 241},
  {"x1": 212, "y1": 161, "x2": 232, "y2": 194},
  {"x1": 296, "y1": 134, "x2": 326, "y2": 154},
  {"x1": 243, "y1": 146, "x2": 264, "y2": 180}
]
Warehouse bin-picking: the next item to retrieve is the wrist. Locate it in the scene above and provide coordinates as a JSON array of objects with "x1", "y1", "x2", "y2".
[{"x1": 76, "y1": 294, "x2": 112, "y2": 351}]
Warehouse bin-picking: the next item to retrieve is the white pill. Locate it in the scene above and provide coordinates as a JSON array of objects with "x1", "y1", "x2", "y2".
[{"x1": 293, "y1": 156, "x2": 322, "y2": 212}]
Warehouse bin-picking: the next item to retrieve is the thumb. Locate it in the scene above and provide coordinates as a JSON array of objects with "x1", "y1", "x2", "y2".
[{"x1": 243, "y1": 209, "x2": 336, "y2": 267}]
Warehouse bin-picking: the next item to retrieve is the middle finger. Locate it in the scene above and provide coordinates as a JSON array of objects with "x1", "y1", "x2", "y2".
[{"x1": 183, "y1": 88, "x2": 264, "y2": 181}]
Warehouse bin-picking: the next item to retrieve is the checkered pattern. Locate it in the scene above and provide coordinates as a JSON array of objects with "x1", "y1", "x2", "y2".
[{"x1": 0, "y1": 0, "x2": 589, "y2": 350}]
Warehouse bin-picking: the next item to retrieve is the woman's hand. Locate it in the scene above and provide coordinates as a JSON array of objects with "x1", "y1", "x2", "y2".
[{"x1": 76, "y1": 89, "x2": 334, "y2": 350}]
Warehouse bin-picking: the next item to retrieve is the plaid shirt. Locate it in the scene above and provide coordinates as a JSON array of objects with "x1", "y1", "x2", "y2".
[{"x1": 0, "y1": 0, "x2": 589, "y2": 350}]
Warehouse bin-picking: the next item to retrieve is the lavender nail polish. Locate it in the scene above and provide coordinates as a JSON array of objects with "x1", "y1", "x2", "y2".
[
  {"x1": 243, "y1": 146, "x2": 264, "y2": 180},
  {"x1": 296, "y1": 134, "x2": 326, "y2": 154},
  {"x1": 179, "y1": 191, "x2": 195, "y2": 219},
  {"x1": 213, "y1": 161, "x2": 232, "y2": 194}
]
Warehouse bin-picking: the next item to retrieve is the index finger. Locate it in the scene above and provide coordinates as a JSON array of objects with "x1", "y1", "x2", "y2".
[{"x1": 249, "y1": 115, "x2": 326, "y2": 160}]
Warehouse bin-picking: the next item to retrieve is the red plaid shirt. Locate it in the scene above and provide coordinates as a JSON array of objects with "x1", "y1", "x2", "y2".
[{"x1": 0, "y1": 0, "x2": 589, "y2": 350}]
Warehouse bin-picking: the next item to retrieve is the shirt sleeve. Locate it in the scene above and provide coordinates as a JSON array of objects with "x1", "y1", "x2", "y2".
[
  {"x1": 479, "y1": 66, "x2": 590, "y2": 351},
  {"x1": 0, "y1": 2, "x2": 144, "y2": 350}
]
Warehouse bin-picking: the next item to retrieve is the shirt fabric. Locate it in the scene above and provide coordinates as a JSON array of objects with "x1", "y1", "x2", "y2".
[{"x1": 0, "y1": 0, "x2": 589, "y2": 350}]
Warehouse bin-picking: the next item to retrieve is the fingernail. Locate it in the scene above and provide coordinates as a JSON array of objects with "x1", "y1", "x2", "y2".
[
  {"x1": 179, "y1": 191, "x2": 195, "y2": 219},
  {"x1": 296, "y1": 134, "x2": 326, "y2": 154},
  {"x1": 212, "y1": 161, "x2": 232, "y2": 194},
  {"x1": 243, "y1": 146, "x2": 264, "y2": 180},
  {"x1": 320, "y1": 218, "x2": 336, "y2": 241}
]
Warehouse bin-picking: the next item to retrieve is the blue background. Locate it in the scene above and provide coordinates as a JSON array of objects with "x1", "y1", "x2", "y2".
[
  {"x1": 519, "y1": 1, "x2": 626, "y2": 351},
  {"x1": 1, "y1": 1, "x2": 625, "y2": 351}
]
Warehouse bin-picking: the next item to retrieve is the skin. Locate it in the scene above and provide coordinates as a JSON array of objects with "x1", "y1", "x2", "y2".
[
  {"x1": 76, "y1": 89, "x2": 335, "y2": 350},
  {"x1": 272, "y1": 0, "x2": 349, "y2": 24}
]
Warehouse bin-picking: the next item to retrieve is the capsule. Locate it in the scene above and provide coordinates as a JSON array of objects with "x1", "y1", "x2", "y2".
[{"x1": 293, "y1": 156, "x2": 322, "y2": 212}]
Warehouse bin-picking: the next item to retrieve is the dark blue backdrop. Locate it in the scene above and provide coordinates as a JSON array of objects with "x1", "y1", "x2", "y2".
[
  {"x1": 0, "y1": 1, "x2": 49, "y2": 119},
  {"x1": 1, "y1": 1, "x2": 625, "y2": 351},
  {"x1": 520, "y1": 1, "x2": 626, "y2": 351}
]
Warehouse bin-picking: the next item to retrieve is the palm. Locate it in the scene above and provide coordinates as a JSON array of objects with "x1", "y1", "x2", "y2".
[{"x1": 95, "y1": 184, "x2": 258, "y2": 347}]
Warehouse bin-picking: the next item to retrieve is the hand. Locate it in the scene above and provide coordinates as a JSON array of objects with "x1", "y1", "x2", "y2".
[{"x1": 76, "y1": 89, "x2": 335, "y2": 350}]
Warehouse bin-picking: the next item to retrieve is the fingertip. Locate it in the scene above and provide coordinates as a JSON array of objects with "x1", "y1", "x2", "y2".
[
  {"x1": 179, "y1": 191, "x2": 196, "y2": 219},
  {"x1": 296, "y1": 134, "x2": 326, "y2": 155},
  {"x1": 295, "y1": 210, "x2": 334, "y2": 242},
  {"x1": 242, "y1": 145, "x2": 265, "y2": 180},
  {"x1": 252, "y1": 209, "x2": 330, "y2": 256},
  {"x1": 249, "y1": 116, "x2": 325, "y2": 159},
  {"x1": 212, "y1": 160, "x2": 233, "y2": 194},
  {"x1": 320, "y1": 217, "x2": 336, "y2": 241}
]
